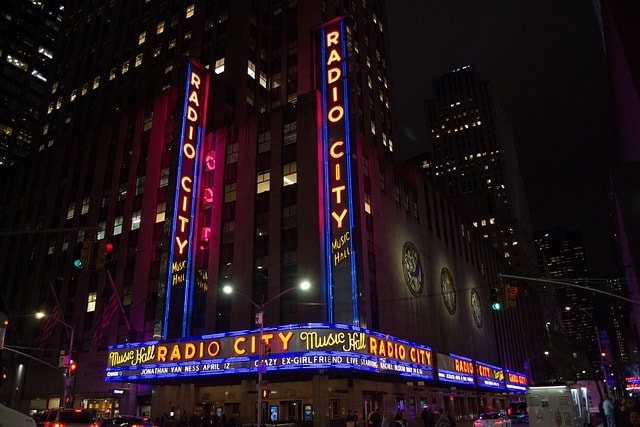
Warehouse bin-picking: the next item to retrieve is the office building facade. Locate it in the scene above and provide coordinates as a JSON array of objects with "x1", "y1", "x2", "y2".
[{"x1": 0, "y1": 2, "x2": 536, "y2": 424}]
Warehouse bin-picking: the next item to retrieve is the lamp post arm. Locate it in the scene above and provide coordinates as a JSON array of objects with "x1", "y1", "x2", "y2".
[
  {"x1": 262, "y1": 286, "x2": 300, "y2": 308},
  {"x1": 227, "y1": 290, "x2": 262, "y2": 311}
]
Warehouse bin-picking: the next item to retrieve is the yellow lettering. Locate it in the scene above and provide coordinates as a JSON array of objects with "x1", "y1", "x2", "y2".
[{"x1": 326, "y1": 30, "x2": 340, "y2": 47}]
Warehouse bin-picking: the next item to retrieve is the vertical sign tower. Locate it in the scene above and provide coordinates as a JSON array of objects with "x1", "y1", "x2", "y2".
[
  {"x1": 316, "y1": 18, "x2": 359, "y2": 326},
  {"x1": 163, "y1": 59, "x2": 211, "y2": 339}
]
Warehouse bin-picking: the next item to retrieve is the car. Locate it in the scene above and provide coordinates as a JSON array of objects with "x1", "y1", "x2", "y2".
[
  {"x1": 473, "y1": 412, "x2": 513, "y2": 426},
  {"x1": 35, "y1": 408, "x2": 99, "y2": 427},
  {"x1": 107, "y1": 416, "x2": 156, "y2": 427},
  {"x1": 0, "y1": 403, "x2": 37, "y2": 427}
]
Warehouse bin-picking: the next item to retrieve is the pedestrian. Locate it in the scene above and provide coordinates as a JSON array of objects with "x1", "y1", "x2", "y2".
[
  {"x1": 368, "y1": 408, "x2": 382, "y2": 427},
  {"x1": 421, "y1": 407, "x2": 435, "y2": 427},
  {"x1": 604, "y1": 396, "x2": 616, "y2": 427},
  {"x1": 434, "y1": 409, "x2": 451, "y2": 427}
]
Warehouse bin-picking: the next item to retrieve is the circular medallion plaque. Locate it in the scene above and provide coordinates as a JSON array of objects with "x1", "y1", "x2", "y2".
[
  {"x1": 440, "y1": 267, "x2": 457, "y2": 315},
  {"x1": 401, "y1": 241, "x2": 424, "y2": 297}
]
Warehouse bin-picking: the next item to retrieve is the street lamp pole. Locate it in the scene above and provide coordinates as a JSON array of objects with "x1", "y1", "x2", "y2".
[
  {"x1": 223, "y1": 281, "x2": 310, "y2": 426},
  {"x1": 565, "y1": 306, "x2": 608, "y2": 395},
  {"x1": 36, "y1": 312, "x2": 75, "y2": 408}
]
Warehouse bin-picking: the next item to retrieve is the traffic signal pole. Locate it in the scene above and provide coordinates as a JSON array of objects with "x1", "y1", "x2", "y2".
[{"x1": 498, "y1": 273, "x2": 640, "y2": 305}]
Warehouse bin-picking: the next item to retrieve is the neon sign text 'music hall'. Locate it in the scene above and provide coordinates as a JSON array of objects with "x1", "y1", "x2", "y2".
[
  {"x1": 164, "y1": 59, "x2": 210, "y2": 339},
  {"x1": 317, "y1": 17, "x2": 358, "y2": 326}
]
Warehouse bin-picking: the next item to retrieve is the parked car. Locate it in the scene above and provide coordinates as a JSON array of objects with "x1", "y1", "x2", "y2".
[
  {"x1": 473, "y1": 412, "x2": 512, "y2": 426},
  {"x1": 35, "y1": 408, "x2": 99, "y2": 427},
  {"x1": 0, "y1": 403, "x2": 37, "y2": 427},
  {"x1": 107, "y1": 416, "x2": 156, "y2": 427}
]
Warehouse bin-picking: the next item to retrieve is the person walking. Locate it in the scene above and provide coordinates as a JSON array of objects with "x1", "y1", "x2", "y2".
[{"x1": 604, "y1": 396, "x2": 617, "y2": 427}]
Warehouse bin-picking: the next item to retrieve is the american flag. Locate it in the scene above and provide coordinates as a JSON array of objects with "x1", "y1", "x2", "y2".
[
  {"x1": 92, "y1": 286, "x2": 120, "y2": 345},
  {"x1": 38, "y1": 304, "x2": 63, "y2": 346}
]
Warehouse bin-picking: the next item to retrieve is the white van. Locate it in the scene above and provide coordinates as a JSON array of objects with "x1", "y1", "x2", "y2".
[{"x1": 0, "y1": 403, "x2": 37, "y2": 427}]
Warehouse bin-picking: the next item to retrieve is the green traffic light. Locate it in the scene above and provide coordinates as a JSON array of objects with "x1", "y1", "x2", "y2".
[
  {"x1": 73, "y1": 259, "x2": 83, "y2": 268},
  {"x1": 492, "y1": 301, "x2": 502, "y2": 310}
]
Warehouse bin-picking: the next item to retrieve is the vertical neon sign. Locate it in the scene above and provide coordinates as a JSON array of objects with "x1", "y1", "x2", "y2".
[
  {"x1": 163, "y1": 59, "x2": 210, "y2": 339},
  {"x1": 317, "y1": 18, "x2": 358, "y2": 325}
]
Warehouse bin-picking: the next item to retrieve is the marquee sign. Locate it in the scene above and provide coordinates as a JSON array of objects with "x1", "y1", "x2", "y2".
[
  {"x1": 163, "y1": 59, "x2": 210, "y2": 339},
  {"x1": 437, "y1": 353, "x2": 475, "y2": 385},
  {"x1": 105, "y1": 323, "x2": 434, "y2": 382},
  {"x1": 475, "y1": 360, "x2": 505, "y2": 389},
  {"x1": 505, "y1": 369, "x2": 528, "y2": 391},
  {"x1": 316, "y1": 17, "x2": 358, "y2": 325}
]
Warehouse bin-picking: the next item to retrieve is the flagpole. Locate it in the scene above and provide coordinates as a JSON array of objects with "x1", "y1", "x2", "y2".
[
  {"x1": 105, "y1": 269, "x2": 132, "y2": 331},
  {"x1": 48, "y1": 282, "x2": 70, "y2": 338}
]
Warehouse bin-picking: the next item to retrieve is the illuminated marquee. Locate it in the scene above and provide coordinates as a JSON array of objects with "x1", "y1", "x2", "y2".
[
  {"x1": 437, "y1": 353, "x2": 475, "y2": 385},
  {"x1": 164, "y1": 59, "x2": 210, "y2": 339},
  {"x1": 105, "y1": 323, "x2": 434, "y2": 382},
  {"x1": 475, "y1": 360, "x2": 505, "y2": 390},
  {"x1": 505, "y1": 370, "x2": 528, "y2": 391},
  {"x1": 317, "y1": 17, "x2": 358, "y2": 325}
]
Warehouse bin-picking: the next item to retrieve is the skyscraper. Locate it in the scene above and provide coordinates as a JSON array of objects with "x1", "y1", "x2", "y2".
[
  {"x1": 0, "y1": 0, "x2": 63, "y2": 166},
  {"x1": 423, "y1": 65, "x2": 538, "y2": 277},
  {"x1": 0, "y1": 1, "x2": 535, "y2": 423}
]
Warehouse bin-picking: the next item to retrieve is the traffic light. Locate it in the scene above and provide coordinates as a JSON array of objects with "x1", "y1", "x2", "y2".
[
  {"x1": 68, "y1": 360, "x2": 78, "y2": 376},
  {"x1": 505, "y1": 285, "x2": 518, "y2": 309},
  {"x1": 261, "y1": 388, "x2": 271, "y2": 399},
  {"x1": 264, "y1": 343, "x2": 271, "y2": 357},
  {"x1": 95, "y1": 241, "x2": 114, "y2": 270},
  {"x1": 2, "y1": 366, "x2": 7, "y2": 382},
  {"x1": 74, "y1": 239, "x2": 92, "y2": 269},
  {"x1": 490, "y1": 288, "x2": 503, "y2": 311}
]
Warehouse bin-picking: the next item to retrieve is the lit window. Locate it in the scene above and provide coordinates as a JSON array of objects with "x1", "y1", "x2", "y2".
[
  {"x1": 114, "y1": 216, "x2": 124, "y2": 235},
  {"x1": 109, "y1": 67, "x2": 117, "y2": 80},
  {"x1": 70, "y1": 89, "x2": 77, "y2": 101},
  {"x1": 370, "y1": 121, "x2": 376, "y2": 135},
  {"x1": 168, "y1": 38, "x2": 176, "y2": 50},
  {"x1": 131, "y1": 211, "x2": 141, "y2": 230},
  {"x1": 87, "y1": 292, "x2": 97, "y2": 312},
  {"x1": 224, "y1": 183, "x2": 236, "y2": 203},
  {"x1": 122, "y1": 60, "x2": 129, "y2": 74},
  {"x1": 154, "y1": 45, "x2": 162, "y2": 57},
  {"x1": 138, "y1": 31, "x2": 146, "y2": 45},
  {"x1": 215, "y1": 57, "x2": 225, "y2": 74},
  {"x1": 118, "y1": 183, "x2": 127, "y2": 201},
  {"x1": 6, "y1": 54, "x2": 28, "y2": 71},
  {"x1": 81, "y1": 196, "x2": 90, "y2": 214},
  {"x1": 93, "y1": 76, "x2": 100, "y2": 89},
  {"x1": 143, "y1": 115, "x2": 153, "y2": 131},
  {"x1": 156, "y1": 202, "x2": 166, "y2": 223},
  {"x1": 364, "y1": 192, "x2": 371, "y2": 214},
  {"x1": 157, "y1": 21, "x2": 165, "y2": 34},
  {"x1": 283, "y1": 162, "x2": 297, "y2": 186},
  {"x1": 257, "y1": 171, "x2": 271, "y2": 194},
  {"x1": 259, "y1": 72, "x2": 267, "y2": 88},
  {"x1": 67, "y1": 202, "x2": 75, "y2": 220},
  {"x1": 186, "y1": 4, "x2": 195, "y2": 18},
  {"x1": 247, "y1": 60, "x2": 256, "y2": 79},
  {"x1": 135, "y1": 53, "x2": 143, "y2": 67},
  {"x1": 159, "y1": 168, "x2": 169, "y2": 187},
  {"x1": 97, "y1": 223, "x2": 106, "y2": 240},
  {"x1": 81, "y1": 83, "x2": 88, "y2": 95},
  {"x1": 184, "y1": 31, "x2": 192, "y2": 40},
  {"x1": 31, "y1": 69, "x2": 46, "y2": 82}
]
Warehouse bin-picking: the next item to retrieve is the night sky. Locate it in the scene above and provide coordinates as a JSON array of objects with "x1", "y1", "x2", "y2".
[{"x1": 385, "y1": 0, "x2": 618, "y2": 277}]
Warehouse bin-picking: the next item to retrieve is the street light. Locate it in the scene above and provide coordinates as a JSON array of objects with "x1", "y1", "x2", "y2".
[
  {"x1": 222, "y1": 280, "x2": 311, "y2": 426},
  {"x1": 35, "y1": 311, "x2": 75, "y2": 408},
  {"x1": 525, "y1": 351, "x2": 550, "y2": 385}
]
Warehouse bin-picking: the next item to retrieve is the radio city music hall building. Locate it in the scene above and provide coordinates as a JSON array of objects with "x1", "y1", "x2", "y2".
[{"x1": 0, "y1": 2, "x2": 543, "y2": 425}]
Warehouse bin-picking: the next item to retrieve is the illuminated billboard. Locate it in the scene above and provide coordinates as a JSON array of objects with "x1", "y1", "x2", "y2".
[
  {"x1": 505, "y1": 369, "x2": 528, "y2": 391},
  {"x1": 105, "y1": 323, "x2": 434, "y2": 382},
  {"x1": 316, "y1": 18, "x2": 358, "y2": 325},
  {"x1": 475, "y1": 360, "x2": 505, "y2": 390},
  {"x1": 437, "y1": 353, "x2": 475, "y2": 386},
  {"x1": 163, "y1": 59, "x2": 210, "y2": 339}
]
